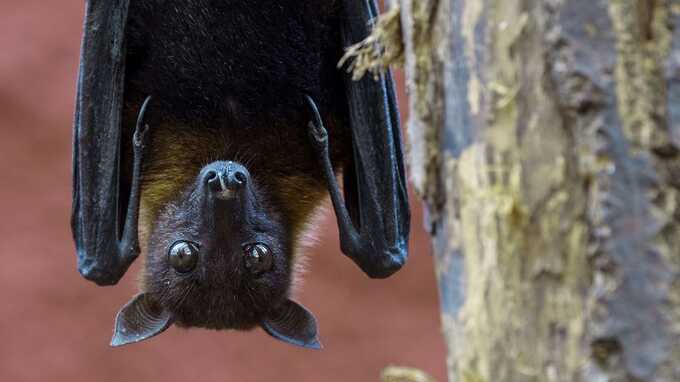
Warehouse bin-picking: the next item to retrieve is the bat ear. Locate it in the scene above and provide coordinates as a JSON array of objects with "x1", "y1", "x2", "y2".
[
  {"x1": 260, "y1": 299, "x2": 322, "y2": 349},
  {"x1": 111, "y1": 293, "x2": 174, "y2": 347}
]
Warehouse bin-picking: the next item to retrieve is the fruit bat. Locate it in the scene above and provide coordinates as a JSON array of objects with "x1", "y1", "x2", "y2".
[{"x1": 71, "y1": 0, "x2": 409, "y2": 349}]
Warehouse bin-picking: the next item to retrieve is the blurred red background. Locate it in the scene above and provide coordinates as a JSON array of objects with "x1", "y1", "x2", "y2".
[{"x1": 0, "y1": 2, "x2": 446, "y2": 381}]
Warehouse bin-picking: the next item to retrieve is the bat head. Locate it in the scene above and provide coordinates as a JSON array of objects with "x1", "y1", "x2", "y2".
[{"x1": 111, "y1": 160, "x2": 320, "y2": 349}]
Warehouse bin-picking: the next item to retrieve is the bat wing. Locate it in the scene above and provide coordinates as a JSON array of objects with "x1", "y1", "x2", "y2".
[
  {"x1": 339, "y1": 0, "x2": 410, "y2": 278},
  {"x1": 307, "y1": 0, "x2": 409, "y2": 278},
  {"x1": 72, "y1": 0, "x2": 146, "y2": 285}
]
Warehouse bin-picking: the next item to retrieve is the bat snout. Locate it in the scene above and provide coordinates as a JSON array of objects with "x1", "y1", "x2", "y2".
[{"x1": 202, "y1": 161, "x2": 250, "y2": 200}]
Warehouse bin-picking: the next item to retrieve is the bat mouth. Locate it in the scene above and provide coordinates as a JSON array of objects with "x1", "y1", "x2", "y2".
[{"x1": 214, "y1": 189, "x2": 236, "y2": 200}]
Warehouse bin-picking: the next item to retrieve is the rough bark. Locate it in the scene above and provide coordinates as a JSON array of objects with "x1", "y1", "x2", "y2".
[{"x1": 399, "y1": 0, "x2": 680, "y2": 381}]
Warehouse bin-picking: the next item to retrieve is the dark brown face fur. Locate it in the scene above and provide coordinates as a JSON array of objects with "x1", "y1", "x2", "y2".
[{"x1": 142, "y1": 159, "x2": 292, "y2": 329}]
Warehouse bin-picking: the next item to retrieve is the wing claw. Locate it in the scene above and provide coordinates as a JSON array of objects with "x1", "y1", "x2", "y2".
[
  {"x1": 133, "y1": 96, "x2": 152, "y2": 148},
  {"x1": 305, "y1": 95, "x2": 329, "y2": 152}
]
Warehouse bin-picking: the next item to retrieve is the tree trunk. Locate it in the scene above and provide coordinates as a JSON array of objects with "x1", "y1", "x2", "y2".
[{"x1": 399, "y1": 0, "x2": 680, "y2": 380}]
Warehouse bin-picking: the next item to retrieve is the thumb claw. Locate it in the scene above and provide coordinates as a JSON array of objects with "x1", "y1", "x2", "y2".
[
  {"x1": 307, "y1": 122, "x2": 328, "y2": 152},
  {"x1": 133, "y1": 124, "x2": 150, "y2": 147},
  {"x1": 304, "y1": 95, "x2": 329, "y2": 153},
  {"x1": 133, "y1": 96, "x2": 153, "y2": 148}
]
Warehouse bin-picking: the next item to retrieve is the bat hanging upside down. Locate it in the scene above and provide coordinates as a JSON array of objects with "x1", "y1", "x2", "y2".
[{"x1": 71, "y1": 0, "x2": 409, "y2": 349}]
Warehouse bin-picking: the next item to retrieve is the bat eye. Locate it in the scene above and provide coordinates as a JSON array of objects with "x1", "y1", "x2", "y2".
[
  {"x1": 168, "y1": 241, "x2": 199, "y2": 273},
  {"x1": 244, "y1": 243, "x2": 273, "y2": 276}
]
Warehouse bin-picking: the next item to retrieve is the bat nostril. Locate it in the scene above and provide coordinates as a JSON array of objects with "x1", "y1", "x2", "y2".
[
  {"x1": 205, "y1": 170, "x2": 222, "y2": 192},
  {"x1": 205, "y1": 170, "x2": 218, "y2": 181},
  {"x1": 232, "y1": 171, "x2": 247, "y2": 186},
  {"x1": 223, "y1": 170, "x2": 246, "y2": 191}
]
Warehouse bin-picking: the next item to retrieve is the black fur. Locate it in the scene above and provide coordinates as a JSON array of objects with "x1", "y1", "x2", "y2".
[{"x1": 124, "y1": 0, "x2": 344, "y2": 122}]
